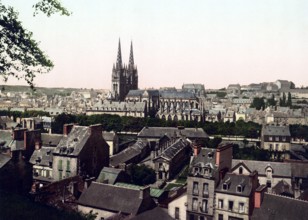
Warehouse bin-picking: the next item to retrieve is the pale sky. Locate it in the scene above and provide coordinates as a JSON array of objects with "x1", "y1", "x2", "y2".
[{"x1": 2, "y1": 0, "x2": 308, "y2": 89}]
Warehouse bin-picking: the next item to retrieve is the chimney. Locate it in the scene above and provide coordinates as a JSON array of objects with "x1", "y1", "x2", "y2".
[
  {"x1": 139, "y1": 186, "x2": 150, "y2": 199},
  {"x1": 254, "y1": 185, "x2": 267, "y2": 208},
  {"x1": 193, "y1": 142, "x2": 201, "y2": 157},
  {"x1": 35, "y1": 141, "x2": 42, "y2": 150},
  {"x1": 84, "y1": 177, "x2": 95, "y2": 189},
  {"x1": 90, "y1": 124, "x2": 102, "y2": 135},
  {"x1": 215, "y1": 143, "x2": 233, "y2": 171},
  {"x1": 12, "y1": 128, "x2": 27, "y2": 140},
  {"x1": 69, "y1": 181, "x2": 79, "y2": 198},
  {"x1": 63, "y1": 124, "x2": 74, "y2": 136}
]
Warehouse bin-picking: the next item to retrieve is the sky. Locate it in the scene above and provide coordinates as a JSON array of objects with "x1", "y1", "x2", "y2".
[{"x1": 2, "y1": 0, "x2": 308, "y2": 90}]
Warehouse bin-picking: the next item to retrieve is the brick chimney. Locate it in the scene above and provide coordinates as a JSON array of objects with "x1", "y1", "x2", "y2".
[
  {"x1": 12, "y1": 128, "x2": 27, "y2": 140},
  {"x1": 63, "y1": 124, "x2": 74, "y2": 136},
  {"x1": 90, "y1": 124, "x2": 103, "y2": 135},
  {"x1": 254, "y1": 185, "x2": 267, "y2": 208},
  {"x1": 35, "y1": 141, "x2": 41, "y2": 150},
  {"x1": 215, "y1": 143, "x2": 233, "y2": 171},
  {"x1": 193, "y1": 143, "x2": 201, "y2": 157}
]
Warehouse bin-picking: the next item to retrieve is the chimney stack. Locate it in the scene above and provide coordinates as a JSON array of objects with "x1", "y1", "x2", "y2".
[
  {"x1": 63, "y1": 124, "x2": 74, "y2": 136},
  {"x1": 254, "y1": 185, "x2": 267, "y2": 208}
]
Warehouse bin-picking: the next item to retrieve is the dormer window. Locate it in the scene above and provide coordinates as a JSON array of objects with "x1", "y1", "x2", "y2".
[
  {"x1": 223, "y1": 178, "x2": 231, "y2": 190},
  {"x1": 239, "y1": 167, "x2": 243, "y2": 174},
  {"x1": 237, "y1": 185, "x2": 243, "y2": 193},
  {"x1": 208, "y1": 152, "x2": 213, "y2": 159}
]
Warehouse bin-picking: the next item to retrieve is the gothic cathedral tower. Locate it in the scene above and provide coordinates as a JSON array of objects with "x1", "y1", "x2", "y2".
[{"x1": 111, "y1": 40, "x2": 138, "y2": 101}]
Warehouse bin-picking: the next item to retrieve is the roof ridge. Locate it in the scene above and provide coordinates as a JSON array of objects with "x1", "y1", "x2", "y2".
[{"x1": 266, "y1": 192, "x2": 308, "y2": 203}]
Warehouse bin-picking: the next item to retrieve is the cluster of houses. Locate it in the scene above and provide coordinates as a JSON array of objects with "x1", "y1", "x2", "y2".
[{"x1": 1, "y1": 122, "x2": 308, "y2": 220}]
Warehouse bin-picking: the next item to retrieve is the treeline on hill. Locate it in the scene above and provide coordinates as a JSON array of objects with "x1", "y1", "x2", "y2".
[
  {"x1": 2, "y1": 110, "x2": 308, "y2": 140},
  {"x1": 51, "y1": 113, "x2": 262, "y2": 138}
]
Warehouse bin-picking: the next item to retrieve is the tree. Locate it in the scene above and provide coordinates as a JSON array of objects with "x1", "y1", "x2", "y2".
[
  {"x1": 267, "y1": 94, "x2": 277, "y2": 107},
  {"x1": 280, "y1": 92, "x2": 287, "y2": 106},
  {"x1": 0, "y1": 1, "x2": 70, "y2": 88},
  {"x1": 129, "y1": 164, "x2": 156, "y2": 186},
  {"x1": 287, "y1": 92, "x2": 292, "y2": 107},
  {"x1": 250, "y1": 97, "x2": 265, "y2": 110}
]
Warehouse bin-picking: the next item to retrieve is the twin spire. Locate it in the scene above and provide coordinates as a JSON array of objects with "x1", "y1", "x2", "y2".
[{"x1": 116, "y1": 39, "x2": 134, "y2": 69}]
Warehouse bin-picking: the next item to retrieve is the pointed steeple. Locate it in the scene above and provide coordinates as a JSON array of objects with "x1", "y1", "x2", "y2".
[
  {"x1": 116, "y1": 39, "x2": 122, "y2": 69},
  {"x1": 129, "y1": 41, "x2": 134, "y2": 68}
]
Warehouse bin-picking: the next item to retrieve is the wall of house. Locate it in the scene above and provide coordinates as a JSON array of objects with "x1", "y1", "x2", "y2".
[
  {"x1": 52, "y1": 156, "x2": 78, "y2": 181},
  {"x1": 78, "y1": 205, "x2": 116, "y2": 220},
  {"x1": 33, "y1": 165, "x2": 53, "y2": 179},
  {"x1": 215, "y1": 193, "x2": 250, "y2": 220},
  {"x1": 187, "y1": 176, "x2": 216, "y2": 217},
  {"x1": 168, "y1": 193, "x2": 187, "y2": 220},
  {"x1": 263, "y1": 142, "x2": 291, "y2": 151}
]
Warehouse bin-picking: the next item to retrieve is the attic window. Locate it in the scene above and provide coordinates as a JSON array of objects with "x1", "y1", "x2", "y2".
[
  {"x1": 208, "y1": 152, "x2": 213, "y2": 159},
  {"x1": 46, "y1": 150, "x2": 51, "y2": 155},
  {"x1": 74, "y1": 138, "x2": 78, "y2": 142},
  {"x1": 223, "y1": 178, "x2": 231, "y2": 190},
  {"x1": 237, "y1": 185, "x2": 243, "y2": 193}
]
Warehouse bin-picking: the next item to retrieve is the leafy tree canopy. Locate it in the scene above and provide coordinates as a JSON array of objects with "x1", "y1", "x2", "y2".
[{"x1": 0, "y1": 0, "x2": 70, "y2": 88}]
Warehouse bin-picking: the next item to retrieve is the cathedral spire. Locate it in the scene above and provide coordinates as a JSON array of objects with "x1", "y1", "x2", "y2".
[
  {"x1": 129, "y1": 41, "x2": 134, "y2": 68},
  {"x1": 116, "y1": 39, "x2": 122, "y2": 69}
]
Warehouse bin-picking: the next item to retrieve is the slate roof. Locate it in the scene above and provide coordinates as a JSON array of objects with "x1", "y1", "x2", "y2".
[
  {"x1": 159, "y1": 90, "x2": 196, "y2": 99},
  {"x1": 138, "y1": 127, "x2": 208, "y2": 139},
  {"x1": 8, "y1": 140, "x2": 24, "y2": 151},
  {"x1": 53, "y1": 126, "x2": 90, "y2": 156},
  {"x1": 29, "y1": 146, "x2": 55, "y2": 166},
  {"x1": 154, "y1": 138, "x2": 189, "y2": 161},
  {"x1": 41, "y1": 133, "x2": 63, "y2": 147},
  {"x1": 0, "y1": 154, "x2": 10, "y2": 169},
  {"x1": 96, "y1": 167, "x2": 123, "y2": 184},
  {"x1": 262, "y1": 125, "x2": 291, "y2": 136},
  {"x1": 288, "y1": 162, "x2": 308, "y2": 178},
  {"x1": 251, "y1": 193, "x2": 308, "y2": 220},
  {"x1": 232, "y1": 160, "x2": 292, "y2": 177},
  {"x1": 216, "y1": 173, "x2": 252, "y2": 197},
  {"x1": 78, "y1": 182, "x2": 156, "y2": 215},
  {"x1": 110, "y1": 140, "x2": 148, "y2": 167},
  {"x1": 131, "y1": 207, "x2": 173, "y2": 220},
  {"x1": 190, "y1": 148, "x2": 218, "y2": 177},
  {"x1": 0, "y1": 130, "x2": 12, "y2": 148}
]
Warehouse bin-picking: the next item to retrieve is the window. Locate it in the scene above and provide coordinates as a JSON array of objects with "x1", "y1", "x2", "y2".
[
  {"x1": 222, "y1": 183, "x2": 229, "y2": 190},
  {"x1": 218, "y1": 199, "x2": 224, "y2": 209},
  {"x1": 193, "y1": 182, "x2": 199, "y2": 195},
  {"x1": 282, "y1": 137, "x2": 286, "y2": 142},
  {"x1": 228, "y1": 201, "x2": 234, "y2": 211},
  {"x1": 199, "y1": 217, "x2": 205, "y2": 220},
  {"x1": 237, "y1": 185, "x2": 243, "y2": 193},
  {"x1": 269, "y1": 136, "x2": 273, "y2": 141},
  {"x1": 58, "y1": 160, "x2": 63, "y2": 170},
  {"x1": 59, "y1": 171, "x2": 63, "y2": 180},
  {"x1": 66, "y1": 160, "x2": 70, "y2": 171},
  {"x1": 266, "y1": 180, "x2": 272, "y2": 188},
  {"x1": 239, "y1": 167, "x2": 243, "y2": 174},
  {"x1": 239, "y1": 202, "x2": 245, "y2": 213},
  {"x1": 275, "y1": 137, "x2": 279, "y2": 141},
  {"x1": 192, "y1": 198, "x2": 198, "y2": 211},
  {"x1": 201, "y1": 199, "x2": 208, "y2": 213},
  {"x1": 218, "y1": 214, "x2": 223, "y2": 220},
  {"x1": 203, "y1": 183, "x2": 209, "y2": 196},
  {"x1": 175, "y1": 207, "x2": 179, "y2": 220}
]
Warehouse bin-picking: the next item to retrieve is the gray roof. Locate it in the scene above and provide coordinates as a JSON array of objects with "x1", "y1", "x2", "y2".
[
  {"x1": 131, "y1": 207, "x2": 174, "y2": 220},
  {"x1": 0, "y1": 130, "x2": 12, "y2": 148},
  {"x1": 159, "y1": 90, "x2": 196, "y2": 99},
  {"x1": 96, "y1": 167, "x2": 123, "y2": 184},
  {"x1": 110, "y1": 140, "x2": 148, "y2": 167},
  {"x1": 155, "y1": 138, "x2": 189, "y2": 161},
  {"x1": 8, "y1": 140, "x2": 24, "y2": 151},
  {"x1": 190, "y1": 148, "x2": 217, "y2": 176},
  {"x1": 138, "y1": 127, "x2": 208, "y2": 139},
  {"x1": 263, "y1": 125, "x2": 291, "y2": 136},
  {"x1": 216, "y1": 173, "x2": 253, "y2": 197},
  {"x1": 252, "y1": 193, "x2": 308, "y2": 220},
  {"x1": 53, "y1": 126, "x2": 90, "y2": 156},
  {"x1": 91, "y1": 100, "x2": 145, "y2": 112},
  {"x1": 232, "y1": 160, "x2": 292, "y2": 177},
  {"x1": 78, "y1": 182, "x2": 155, "y2": 215},
  {"x1": 41, "y1": 133, "x2": 63, "y2": 147},
  {"x1": 0, "y1": 154, "x2": 11, "y2": 169},
  {"x1": 29, "y1": 146, "x2": 55, "y2": 166},
  {"x1": 289, "y1": 162, "x2": 308, "y2": 178},
  {"x1": 126, "y1": 89, "x2": 159, "y2": 97}
]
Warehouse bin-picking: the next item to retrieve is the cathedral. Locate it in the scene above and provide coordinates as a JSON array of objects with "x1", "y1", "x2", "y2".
[{"x1": 111, "y1": 40, "x2": 138, "y2": 101}]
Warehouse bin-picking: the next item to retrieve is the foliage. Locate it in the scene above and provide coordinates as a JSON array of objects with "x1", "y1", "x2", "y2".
[
  {"x1": 290, "y1": 124, "x2": 308, "y2": 141},
  {"x1": 0, "y1": 110, "x2": 50, "y2": 119},
  {"x1": 205, "y1": 137, "x2": 222, "y2": 148},
  {"x1": 280, "y1": 92, "x2": 292, "y2": 107},
  {"x1": 0, "y1": 191, "x2": 89, "y2": 220},
  {"x1": 250, "y1": 97, "x2": 265, "y2": 110},
  {"x1": 0, "y1": 0, "x2": 69, "y2": 87},
  {"x1": 129, "y1": 164, "x2": 156, "y2": 186},
  {"x1": 233, "y1": 145, "x2": 271, "y2": 161},
  {"x1": 267, "y1": 94, "x2": 277, "y2": 107}
]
